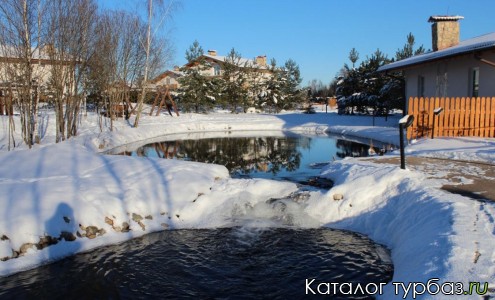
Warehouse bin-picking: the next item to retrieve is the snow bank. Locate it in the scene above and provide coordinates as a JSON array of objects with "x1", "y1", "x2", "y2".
[
  {"x1": 0, "y1": 140, "x2": 300, "y2": 276},
  {"x1": 311, "y1": 159, "x2": 495, "y2": 298}
]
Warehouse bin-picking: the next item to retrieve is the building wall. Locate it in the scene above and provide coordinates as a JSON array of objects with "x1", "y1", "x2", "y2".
[{"x1": 404, "y1": 51, "x2": 495, "y2": 103}]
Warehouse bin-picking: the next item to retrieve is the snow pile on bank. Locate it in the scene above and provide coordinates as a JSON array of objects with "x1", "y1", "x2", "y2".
[
  {"x1": 309, "y1": 159, "x2": 495, "y2": 298},
  {"x1": 407, "y1": 137, "x2": 495, "y2": 164},
  {"x1": 0, "y1": 141, "x2": 299, "y2": 276}
]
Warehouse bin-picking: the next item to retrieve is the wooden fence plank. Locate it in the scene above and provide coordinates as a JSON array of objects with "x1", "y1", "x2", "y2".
[
  {"x1": 490, "y1": 97, "x2": 495, "y2": 137},
  {"x1": 438, "y1": 97, "x2": 446, "y2": 136},
  {"x1": 433, "y1": 97, "x2": 440, "y2": 137},
  {"x1": 459, "y1": 97, "x2": 466, "y2": 136},
  {"x1": 475, "y1": 97, "x2": 481, "y2": 136},
  {"x1": 484, "y1": 97, "x2": 491, "y2": 137},
  {"x1": 463, "y1": 97, "x2": 471, "y2": 136},
  {"x1": 469, "y1": 97, "x2": 476, "y2": 136},
  {"x1": 480, "y1": 97, "x2": 486, "y2": 137},
  {"x1": 448, "y1": 97, "x2": 455, "y2": 136}
]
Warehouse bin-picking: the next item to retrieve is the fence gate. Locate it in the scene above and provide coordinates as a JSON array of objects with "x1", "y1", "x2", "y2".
[{"x1": 407, "y1": 97, "x2": 495, "y2": 139}]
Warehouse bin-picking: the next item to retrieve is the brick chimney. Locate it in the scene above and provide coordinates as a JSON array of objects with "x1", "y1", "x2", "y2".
[
  {"x1": 255, "y1": 55, "x2": 267, "y2": 66},
  {"x1": 207, "y1": 49, "x2": 217, "y2": 56},
  {"x1": 428, "y1": 15, "x2": 464, "y2": 51}
]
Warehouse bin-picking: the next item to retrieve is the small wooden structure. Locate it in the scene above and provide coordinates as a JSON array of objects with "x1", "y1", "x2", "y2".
[{"x1": 149, "y1": 87, "x2": 179, "y2": 117}]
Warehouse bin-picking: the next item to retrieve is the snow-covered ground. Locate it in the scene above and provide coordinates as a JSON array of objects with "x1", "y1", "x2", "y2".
[{"x1": 0, "y1": 109, "x2": 494, "y2": 299}]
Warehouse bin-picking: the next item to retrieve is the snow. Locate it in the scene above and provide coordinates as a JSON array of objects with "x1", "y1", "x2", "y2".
[
  {"x1": 0, "y1": 108, "x2": 494, "y2": 299},
  {"x1": 378, "y1": 32, "x2": 495, "y2": 72}
]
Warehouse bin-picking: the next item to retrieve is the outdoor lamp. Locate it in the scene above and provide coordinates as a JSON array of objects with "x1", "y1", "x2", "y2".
[
  {"x1": 398, "y1": 115, "x2": 414, "y2": 170},
  {"x1": 431, "y1": 107, "x2": 443, "y2": 139}
]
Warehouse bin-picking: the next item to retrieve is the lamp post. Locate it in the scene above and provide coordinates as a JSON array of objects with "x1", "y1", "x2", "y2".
[
  {"x1": 399, "y1": 115, "x2": 414, "y2": 170},
  {"x1": 431, "y1": 107, "x2": 443, "y2": 139}
]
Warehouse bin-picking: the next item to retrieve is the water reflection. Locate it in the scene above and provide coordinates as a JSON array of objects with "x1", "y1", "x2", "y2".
[{"x1": 117, "y1": 135, "x2": 384, "y2": 182}]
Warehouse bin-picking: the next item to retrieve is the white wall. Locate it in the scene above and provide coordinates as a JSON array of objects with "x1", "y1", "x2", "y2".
[{"x1": 404, "y1": 51, "x2": 495, "y2": 100}]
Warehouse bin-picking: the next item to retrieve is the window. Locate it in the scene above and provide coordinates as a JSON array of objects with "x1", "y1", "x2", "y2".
[
  {"x1": 471, "y1": 67, "x2": 479, "y2": 97},
  {"x1": 214, "y1": 65, "x2": 221, "y2": 76},
  {"x1": 417, "y1": 75, "x2": 425, "y2": 97},
  {"x1": 435, "y1": 72, "x2": 448, "y2": 97}
]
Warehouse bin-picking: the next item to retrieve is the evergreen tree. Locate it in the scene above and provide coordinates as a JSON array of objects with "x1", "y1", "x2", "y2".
[
  {"x1": 178, "y1": 41, "x2": 216, "y2": 113},
  {"x1": 185, "y1": 40, "x2": 204, "y2": 62},
  {"x1": 258, "y1": 58, "x2": 284, "y2": 113},
  {"x1": 382, "y1": 32, "x2": 426, "y2": 113},
  {"x1": 220, "y1": 48, "x2": 249, "y2": 113},
  {"x1": 349, "y1": 48, "x2": 359, "y2": 68},
  {"x1": 280, "y1": 58, "x2": 304, "y2": 111},
  {"x1": 395, "y1": 32, "x2": 425, "y2": 60}
]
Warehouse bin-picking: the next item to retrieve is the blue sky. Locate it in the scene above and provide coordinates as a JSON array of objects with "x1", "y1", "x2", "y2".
[{"x1": 99, "y1": 0, "x2": 495, "y2": 86}]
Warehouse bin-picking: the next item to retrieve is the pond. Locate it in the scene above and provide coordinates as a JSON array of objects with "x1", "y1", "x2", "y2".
[
  {"x1": 0, "y1": 132, "x2": 395, "y2": 299},
  {"x1": 108, "y1": 131, "x2": 391, "y2": 187}
]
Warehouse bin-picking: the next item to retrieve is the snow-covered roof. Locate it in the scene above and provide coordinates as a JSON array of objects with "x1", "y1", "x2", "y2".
[
  {"x1": 378, "y1": 32, "x2": 495, "y2": 72},
  {"x1": 203, "y1": 54, "x2": 269, "y2": 69},
  {"x1": 428, "y1": 15, "x2": 464, "y2": 22}
]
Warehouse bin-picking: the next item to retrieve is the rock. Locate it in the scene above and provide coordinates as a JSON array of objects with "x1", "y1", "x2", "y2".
[
  {"x1": 113, "y1": 226, "x2": 122, "y2": 232},
  {"x1": 76, "y1": 231, "x2": 83, "y2": 238},
  {"x1": 138, "y1": 222, "x2": 145, "y2": 231},
  {"x1": 86, "y1": 226, "x2": 99, "y2": 236},
  {"x1": 98, "y1": 228, "x2": 106, "y2": 236},
  {"x1": 333, "y1": 193, "x2": 344, "y2": 201},
  {"x1": 161, "y1": 223, "x2": 169, "y2": 229},
  {"x1": 87, "y1": 234, "x2": 96, "y2": 239},
  {"x1": 11, "y1": 250, "x2": 19, "y2": 259},
  {"x1": 0, "y1": 256, "x2": 8, "y2": 262},
  {"x1": 132, "y1": 213, "x2": 143, "y2": 222},
  {"x1": 1, "y1": 235, "x2": 9, "y2": 241},
  {"x1": 60, "y1": 231, "x2": 76, "y2": 242},
  {"x1": 79, "y1": 224, "x2": 86, "y2": 231},
  {"x1": 63, "y1": 216, "x2": 71, "y2": 223},
  {"x1": 121, "y1": 222, "x2": 130, "y2": 233},
  {"x1": 105, "y1": 217, "x2": 114, "y2": 226},
  {"x1": 20, "y1": 243, "x2": 35, "y2": 255},
  {"x1": 145, "y1": 215, "x2": 153, "y2": 220},
  {"x1": 38, "y1": 235, "x2": 58, "y2": 249}
]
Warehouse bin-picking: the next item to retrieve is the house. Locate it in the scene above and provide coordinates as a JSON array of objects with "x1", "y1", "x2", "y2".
[
  {"x1": 188, "y1": 49, "x2": 273, "y2": 80},
  {"x1": 378, "y1": 16, "x2": 495, "y2": 138},
  {"x1": 148, "y1": 67, "x2": 183, "y2": 91},
  {"x1": 151, "y1": 49, "x2": 274, "y2": 91},
  {"x1": 378, "y1": 15, "x2": 495, "y2": 100},
  {"x1": 0, "y1": 45, "x2": 76, "y2": 114}
]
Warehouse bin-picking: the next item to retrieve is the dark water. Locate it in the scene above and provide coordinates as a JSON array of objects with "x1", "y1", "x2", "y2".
[
  {"x1": 0, "y1": 134, "x2": 395, "y2": 299},
  {"x1": 0, "y1": 228, "x2": 393, "y2": 299}
]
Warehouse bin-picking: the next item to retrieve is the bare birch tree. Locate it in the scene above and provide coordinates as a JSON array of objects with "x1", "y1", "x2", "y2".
[
  {"x1": 0, "y1": 0, "x2": 47, "y2": 148},
  {"x1": 45, "y1": 0, "x2": 97, "y2": 142},
  {"x1": 133, "y1": 0, "x2": 178, "y2": 127}
]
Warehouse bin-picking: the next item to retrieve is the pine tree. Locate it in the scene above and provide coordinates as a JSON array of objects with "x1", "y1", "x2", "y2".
[
  {"x1": 185, "y1": 40, "x2": 204, "y2": 62},
  {"x1": 259, "y1": 58, "x2": 284, "y2": 113},
  {"x1": 220, "y1": 48, "x2": 249, "y2": 113},
  {"x1": 395, "y1": 33, "x2": 425, "y2": 61},
  {"x1": 349, "y1": 48, "x2": 359, "y2": 68},
  {"x1": 178, "y1": 41, "x2": 216, "y2": 113},
  {"x1": 280, "y1": 58, "x2": 303, "y2": 111}
]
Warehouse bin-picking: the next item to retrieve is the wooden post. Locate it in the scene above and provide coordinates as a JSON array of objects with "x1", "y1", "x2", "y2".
[
  {"x1": 149, "y1": 92, "x2": 161, "y2": 116},
  {"x1": 156, "y1": 89, "x2": 167, "y2": 116},
  {"x1": 166, "y1": 89, "x2": 179, "y2": 117}
]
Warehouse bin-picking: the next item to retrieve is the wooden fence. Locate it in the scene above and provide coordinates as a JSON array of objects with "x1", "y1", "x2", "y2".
[{"x1": 407, "y1": 97, "x2": 495, "y2": 139}]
